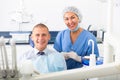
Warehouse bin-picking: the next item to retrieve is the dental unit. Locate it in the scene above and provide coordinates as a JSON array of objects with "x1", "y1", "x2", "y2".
[
  {"x1": 0, "y1": 33, "x2": 120, "y2": 80},
  {"x1": 0, "y1": 36, "x2": 19, "y2": 80}
]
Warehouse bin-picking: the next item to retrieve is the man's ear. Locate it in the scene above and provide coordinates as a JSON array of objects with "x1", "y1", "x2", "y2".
[
  {"x1": 30, "y1": 34, "x2": 33, "y2": 41},
  {"x1": 48, "y1": 34, "x2": 51, "y2": 40}
]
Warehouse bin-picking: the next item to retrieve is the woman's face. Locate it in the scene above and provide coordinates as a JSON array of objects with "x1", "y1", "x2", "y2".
[{"x1": 63, "y1": 12, "x2": 80, "y2": 31}]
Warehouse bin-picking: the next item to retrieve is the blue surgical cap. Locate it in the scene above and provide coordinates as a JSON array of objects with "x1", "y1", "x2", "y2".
[{"x1": 63, "y1": 6, "x2": 83, "y2": 22}]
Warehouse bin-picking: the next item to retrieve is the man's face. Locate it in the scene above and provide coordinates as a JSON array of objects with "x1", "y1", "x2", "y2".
[{"x1": 31, "y1": 27, "x2": 50, "y2": 51}]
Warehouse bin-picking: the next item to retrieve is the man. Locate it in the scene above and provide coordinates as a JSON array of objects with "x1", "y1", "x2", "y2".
[{"x1": 19, "y1": 23, "x2": 66, "y2": 74}]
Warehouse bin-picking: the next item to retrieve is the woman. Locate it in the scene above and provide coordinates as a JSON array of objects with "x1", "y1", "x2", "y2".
[{"x1": 54, "y1": 6, "x2": 99, "y2": 69}]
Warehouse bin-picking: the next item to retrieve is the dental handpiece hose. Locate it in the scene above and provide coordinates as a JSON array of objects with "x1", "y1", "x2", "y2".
[
  {"x1": 0, "y1": 38, "x2": 5, "y2": 71},
  {"x1": 10, "y1": 39, "x2": 17, "y2": 73},
  {"x1": 0, "y1": 36, "x2": 9, "y2": 78}
]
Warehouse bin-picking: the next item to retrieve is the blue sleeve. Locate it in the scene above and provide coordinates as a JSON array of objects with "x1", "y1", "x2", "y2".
[{"x1": 54, "y1": 31, "x2": 63, "y2": 52}]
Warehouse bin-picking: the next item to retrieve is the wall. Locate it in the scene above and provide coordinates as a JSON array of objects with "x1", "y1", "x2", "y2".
[
  {"x1": 0, "y1": 0, "x2": 108, "y2": 31},
  {"x1": 112, "y1": 0, "x2": 120, "y2": 36}
]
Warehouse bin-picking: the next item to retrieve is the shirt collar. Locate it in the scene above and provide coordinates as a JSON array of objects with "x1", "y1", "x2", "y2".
[{"x1": 33, "y1": 48, "x2": 48, "y2": 55}]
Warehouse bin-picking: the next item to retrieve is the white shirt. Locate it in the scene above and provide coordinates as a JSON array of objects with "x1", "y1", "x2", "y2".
[{"x1": 18, "y1": 46, "x2": 67, "y2": 74}]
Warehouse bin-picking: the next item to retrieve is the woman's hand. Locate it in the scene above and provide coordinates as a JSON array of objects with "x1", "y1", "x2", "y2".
[{"x1": 62, "y1": 51, "x2": 81, "y2": 62}]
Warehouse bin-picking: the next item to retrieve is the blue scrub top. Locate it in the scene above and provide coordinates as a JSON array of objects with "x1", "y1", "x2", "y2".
[{"x1": 54, "y1": 29, "x2": 99, "y2": 69}]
